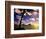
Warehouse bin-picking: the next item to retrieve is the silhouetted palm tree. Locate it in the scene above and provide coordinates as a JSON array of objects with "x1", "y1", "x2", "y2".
[{"x1": 15, "y1": 9, "x2": 26, "y2": 30}]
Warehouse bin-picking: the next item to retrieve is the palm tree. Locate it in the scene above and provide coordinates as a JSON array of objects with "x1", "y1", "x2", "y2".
[{"x1": 15, "y1": 9, "x2": 26, "y2": 30}]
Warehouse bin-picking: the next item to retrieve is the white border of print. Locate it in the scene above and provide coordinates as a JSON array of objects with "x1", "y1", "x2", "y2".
[{"x1": 11, "y1": 5, "x2": 42, "y2": 34}]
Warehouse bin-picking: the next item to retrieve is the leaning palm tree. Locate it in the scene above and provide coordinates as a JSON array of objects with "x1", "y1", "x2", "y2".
[{"x1": 16, "y1": 9, "x2": 26, "y2": 30}]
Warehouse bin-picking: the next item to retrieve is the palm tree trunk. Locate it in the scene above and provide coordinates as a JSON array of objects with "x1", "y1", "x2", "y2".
[{"x1": 19, "y1": 10, "x2": 25, "y2": 29}]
